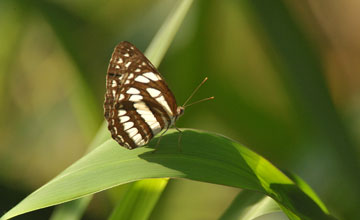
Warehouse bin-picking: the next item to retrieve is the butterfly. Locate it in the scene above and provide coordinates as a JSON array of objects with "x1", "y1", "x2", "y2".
[{"x1": 104, "y1": 41, "x2": 212, "y2": 149}]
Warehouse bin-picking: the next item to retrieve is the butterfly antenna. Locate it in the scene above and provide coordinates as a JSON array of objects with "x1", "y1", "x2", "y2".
[
  {"x1": 183, "y1": 96, "x2": 214, "y2": 108},
  {"x1": 182, "y1": 77, "x2": 209, "y2": 107}
]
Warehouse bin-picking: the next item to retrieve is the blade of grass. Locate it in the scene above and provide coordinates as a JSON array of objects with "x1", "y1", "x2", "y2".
[
  {"x1": 220, "y1": 190, "x2": 289, "y2": 220},
  {"x1": 145, "y1": 0, "x2": 193, "y2": 67},
  {"x1": 108, "y1": 179, "x2": 169, "y2": 220},
  {"x1": 1, "y1": 129, "x2": 335, "y2": 220},
  {"x1": 49, "y1": 196, "x2": 91, "y2": 220}
]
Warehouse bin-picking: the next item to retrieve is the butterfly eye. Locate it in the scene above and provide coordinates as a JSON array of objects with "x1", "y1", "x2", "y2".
[{"x1": 177, "y1": 107, "x2": 185, "y2": 116}]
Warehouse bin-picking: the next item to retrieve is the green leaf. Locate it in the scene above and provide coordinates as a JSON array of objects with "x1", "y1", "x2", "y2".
[
  {"x1": 144, "y1": 0, "x2": 194, "y2": 67},
  {"x1": 1, "y1": 129, "x2": 334, "y2": 220},
  {"x1": 220, "y1": 190, "x2": 289, "y2": 220},
  {"x1": 108, "y1": 179, "x2": 168, "y2": 220},
  {"x1": 49, "y1": 196, "x2": 91, "y2": 220},
  {"x1": 285, "y1": 172, "x2": 328, "y2": 214}
]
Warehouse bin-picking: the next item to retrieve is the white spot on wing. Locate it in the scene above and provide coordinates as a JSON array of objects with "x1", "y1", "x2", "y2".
[
  {"x1": 128, "y1": 73, "x2": 134, "y2": 79},
  {"x1": 138, "y1": 139, "x2": 146, "y2": 146},
  {"x1": 124, "y1": 53, "x2": 129, "y2": 57},
  {"x1": 119, "y1": 94, "x2": 124, "y2": 100},
  {"x1": 143, "y1": 72, "x2": 160, "y2": 81},
  {"x1": 118, "y1": 110, "x2": 126, "y2": 116},
  {"x1": 124, "y1": 80, "x2": 131, "y2": 85},
  {"x1": 115, "y1": 65, "x2": 120, "y2": 69},
  {"x1": 126, "y1": 88, "x2": 140, "y2": 94},
  {"x1": 135, "y1": 75, "x2": 150, "y2": 83},
  {"x1": 112, "y1": 80, "x2": 117, "y2": 87},
  {"x1": 146, "y1": 88, "x2": 161, "y2": 97},
  {"x1": 117, "y1": 135, "x2": 124, "y2": 142},
  {"x1": 142, "y1": 114, "x2": 156, "y2": 122},
  {"x1": 127, "y1": 127, "x2": 138, "y2": 137},
  {"x1": 134, "y1": 102, "x2": 148, "y2": 110},
  {"x1": 135, "y1": 69, "x2": 141, "y2": 72},
  {"x1": 129, "y1": 95, "x2": 143, "y2": 101},
  {"x1": 132, "y1": 133, "x2": 142, "y2": 144},
  {"x1": 134, "y1": 101, "x2": 162, "y2": 135},
  {"x1": 123, "y1": 121, "x2": 134, "y2": 130},
  {"x1": 112, "y1": 90, "x2": 116, "y2": 97},
  {"x1": 156, "y1": 95, "x2": 172, "y2": 114},
  {"x1": 117, "y1": 58, "x2": 123, "y2": 64},
  {"x1": 120, "y1": 116, "x2": 130, "y2": 123},
  {"x1": 150, "y1": 122, "x2": 161, "y2": 134},
  {"x1": 125, "y1": 62, "x2": 131, "y2": 68}
]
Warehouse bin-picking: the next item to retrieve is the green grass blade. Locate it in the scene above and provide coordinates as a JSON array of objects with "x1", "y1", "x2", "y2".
[
  {"x1": 49, "y1": 196, "x2": 92, "y2": 220},
  {"x1": 284, "y1": 172, "x2": 328, "y2": 214},
  {"x1": 220, "y1": 190, "x2": 289, "y2": 220},
  {"x1": 144, "y1": 0, "x2": 193, "y2": 67},
  {"x1": 108, "y1": 179, "x2": 168, "y2": 220},
  {"x1": 1, "y1": 129, "x2": 334, "y2": 220}
]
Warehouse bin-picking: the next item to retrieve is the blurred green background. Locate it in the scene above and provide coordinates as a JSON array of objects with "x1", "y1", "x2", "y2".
[{"x1": 1, "y1": 0, "x2": 359, "y2": 219}]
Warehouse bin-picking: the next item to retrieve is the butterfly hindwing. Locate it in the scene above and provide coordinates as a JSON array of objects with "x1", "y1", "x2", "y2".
[{"x1": 104, "y1": 41, "x2": 178, "y2": 149}]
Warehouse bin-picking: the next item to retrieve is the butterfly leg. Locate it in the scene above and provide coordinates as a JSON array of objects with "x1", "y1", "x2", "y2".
[
  {"x1": 174, "y1": 125, "x2": 183, "y2": 152},
  {"x1": 152, "y1": 127, "x2": 169, "y2": 152}
]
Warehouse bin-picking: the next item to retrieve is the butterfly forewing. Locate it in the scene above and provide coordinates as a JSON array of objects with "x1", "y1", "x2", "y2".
[{"x1": 104, "y1": 41, "x2": 178, "y2": 149}]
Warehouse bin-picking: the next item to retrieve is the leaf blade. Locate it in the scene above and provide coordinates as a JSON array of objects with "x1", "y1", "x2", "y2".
[
  {"x1": 1, "y1": 129, "x2": 333, "y2": 220},
  {"x1": 108, "y1": 179, "x2": 168, "y2": 220}
]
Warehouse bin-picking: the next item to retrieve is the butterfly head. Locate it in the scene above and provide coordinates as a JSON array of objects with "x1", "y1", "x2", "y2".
[{"x1": 177, "y1": 106, "x2": 185, "y2": 117}]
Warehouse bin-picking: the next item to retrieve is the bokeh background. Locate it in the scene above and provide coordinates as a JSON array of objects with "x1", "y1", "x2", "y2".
[{"x1": 1, "y1": 0, "x2": 359, "y2": 219}]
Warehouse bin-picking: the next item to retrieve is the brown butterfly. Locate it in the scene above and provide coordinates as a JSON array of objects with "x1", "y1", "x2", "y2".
[{"x1": 104, "y1": 41, "x2": 213, "y2": 149}]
